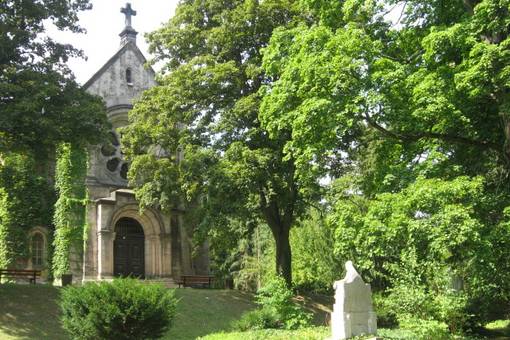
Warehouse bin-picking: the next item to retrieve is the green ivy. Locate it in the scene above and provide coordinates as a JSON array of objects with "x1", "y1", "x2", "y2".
[
  {"x1": 0, "y1": 153, "x2": 53, "y2": 268},
  {"x1": 52, "y1": 143, "x2": 88, "y2": 278}
]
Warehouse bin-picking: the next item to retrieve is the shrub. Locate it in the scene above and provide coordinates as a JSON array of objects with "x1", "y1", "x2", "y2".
[
  {"x1": 434, "y1": 290, "x2": 470, "y2": 334},
  {"x1": 235, "y1": 276, "x2": 312, "y2": 331},
  {"x1": 329, "y1": 176, "x2": 510, "y2": 331},
  {"x1": 398, "y1": 316, "x2": 450, "y2": 340},
  {"x1": 60, "y1": 278, "x2": 177, "y2": 340},
  {"x1": 233, "y1": 308, "x2": 280, "y2": 331},
  {"x1": 385, "y1": 283, "x2": 436, "y2": 321},
  {"x1": 372, "y1": 293, "x2": 397, "y2": 328},
  {"x1": 290, "y1": 211, "x2": 342, "y2": 294}
]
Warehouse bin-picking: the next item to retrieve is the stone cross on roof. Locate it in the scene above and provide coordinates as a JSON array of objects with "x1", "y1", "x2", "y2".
[{"x1": 120, "y1": 3, "x2": 137, "y2": 28}]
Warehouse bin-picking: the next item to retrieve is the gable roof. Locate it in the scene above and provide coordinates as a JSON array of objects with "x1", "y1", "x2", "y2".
[{"x1": 83, "y1": 42, "x2": 156, "y2": 90}]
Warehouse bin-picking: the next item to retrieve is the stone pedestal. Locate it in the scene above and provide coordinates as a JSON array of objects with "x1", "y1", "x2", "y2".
[{"x1": 330, "y1": 261, "x2": 377, "y2": 339}]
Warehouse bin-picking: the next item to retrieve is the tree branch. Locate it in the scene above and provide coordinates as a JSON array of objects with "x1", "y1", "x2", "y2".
[{"x1": 363, "y1": 111, "x2": 501, "y2": 153}]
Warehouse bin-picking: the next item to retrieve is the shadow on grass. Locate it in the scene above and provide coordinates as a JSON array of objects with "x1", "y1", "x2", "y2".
[
  {"x1": 164, "y1": 288, "x2": 256, "y2": 340},
  {"x1": 0, "y1": 284, "x2": 255, "y2": 340},
  {"x1": 478, "y1": 319, "x2": 510, "y2": 340},
  {"x1": 295, "y1": 293, "x2": 333, "y2": 327},
  {"x1": 0, "y1": 284, "x2": 68, "y2": 340}
]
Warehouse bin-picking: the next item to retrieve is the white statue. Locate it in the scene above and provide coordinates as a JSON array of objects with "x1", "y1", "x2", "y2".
[{"x1": 329, "y1": 261, "x2": 377, "y2": 339}]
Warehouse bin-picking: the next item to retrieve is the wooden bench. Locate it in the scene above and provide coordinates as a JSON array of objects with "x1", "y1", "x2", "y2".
[
  {"x1": 177, "y1": 275, "x2": 215, "y2": 288},
  {"x1": 0, "y1": 269, "x2": 41, "y2": 284}
]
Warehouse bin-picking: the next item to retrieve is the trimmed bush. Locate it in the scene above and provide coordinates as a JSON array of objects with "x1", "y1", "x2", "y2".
[{"x1": 60, "y1": 278, "x2": 177, "y2": 339}]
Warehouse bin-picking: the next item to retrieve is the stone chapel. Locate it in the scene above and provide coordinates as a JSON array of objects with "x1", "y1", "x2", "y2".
[{"x1": 74, "y1": 4, "x2": 208, "y2": 283}]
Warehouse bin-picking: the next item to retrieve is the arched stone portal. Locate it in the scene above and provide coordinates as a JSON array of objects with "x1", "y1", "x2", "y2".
[
  {"x1": 92, "y1": 190, "x2": 174, "y2": 280},
  {"x1": 113, "y1": 217, "x2": 144, "y2": 278}
]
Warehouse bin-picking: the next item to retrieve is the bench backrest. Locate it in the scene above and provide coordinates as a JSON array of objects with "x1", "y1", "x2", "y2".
[
  {"x1": 181, "y1": 275, "x2": 214, "y2": 284},
  {"x1": 0, "y1": 269, "x2": 41, "y2": 276}
]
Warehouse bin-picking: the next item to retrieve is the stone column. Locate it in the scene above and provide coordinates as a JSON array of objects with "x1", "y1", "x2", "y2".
[
  {"x1": 160, "y1": 233, "x2": 172, "y2": 277},
  {"x1": 82, "y1": 202, "x2": 98, "y2": 281},
  {"x1": 96, "y1": 199, "x2": 115, "y2": 280},
  {"x1": 97, "y1": 229, "x2": 115, "y2": 279},
  {"x1": 179, "y1": 214, "x2": 193, "y2": 275},
  {"x1": 149, "y1": 234, "x2": 161, "y2": 277},
  {"x1": 144, "y1": 236, "x2": 152, "y2": 277},
  {"x1": 170, "y1": 215, "x2": 182, "y2": 278}
]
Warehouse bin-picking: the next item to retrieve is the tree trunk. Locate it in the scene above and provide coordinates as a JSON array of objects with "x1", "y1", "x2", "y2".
[
  {"x1": 272, "y1": 224, "x2": 292, "y2": 287},
  {"x1": 259, "y1": 188, "x2": 295, "y2": 287}
]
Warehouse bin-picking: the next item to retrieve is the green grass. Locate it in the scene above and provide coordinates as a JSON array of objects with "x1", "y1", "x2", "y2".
[
  {"x1": 0, "y1": 284, "x2": 256, "y2": 340},
  {"x1": 198, "y1": 326, "x2": 330, "y2": 340},
  {"x1": 201, "y1": 326, "x2": 510, "y2": 340},
  {"x1": 482, "y1": 319, "x2": 510, "y2": 339},
  {"x1": 166, "y1": 289, "x2": 256, "y2": 339},
  {"x1": 199, "y1": 327, "x2": 421, "y2": 340},
  {"x1": 0, "y1": 284, "x2": 66, "y2": 340},
  {"x1": 1, "y1": 284, "x2": 509, "y2": 340}
]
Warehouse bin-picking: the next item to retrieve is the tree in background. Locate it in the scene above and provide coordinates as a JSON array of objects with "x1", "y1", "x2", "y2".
[
  {"x1": 260, "y1": 0, "x2": 509, "y2": 191},
  {"x1": 0, "y1": 0, "x2": 108, "y2": 155},
  {"x1": 123, "y1": 0, "x2": 308, "y2": 285},
  {"x1": 258, "y1": 0, "x2": 510, "y2": 330}
]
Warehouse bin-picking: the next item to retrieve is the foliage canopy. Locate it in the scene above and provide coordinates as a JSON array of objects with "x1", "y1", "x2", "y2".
[
  {"x1": 0, "y1": 0, "x2": 108, "y2": 155},
  {"x1": 123, "y1": 0, "x2": 307, "y2": 285}
]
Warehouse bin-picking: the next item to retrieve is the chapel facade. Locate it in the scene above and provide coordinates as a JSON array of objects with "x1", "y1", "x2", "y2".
[{"x1": 74, "y1": 4, "x2": 209, "y2": 283}]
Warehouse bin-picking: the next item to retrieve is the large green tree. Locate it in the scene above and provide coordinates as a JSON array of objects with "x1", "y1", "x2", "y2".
[
  {"x1": 0, "y1": 0, "x2": 108, "y2": 155},
  {"x1": 260, "y1": 0, "x2": 510, "y2": 191},
  {"x1": 123, "y1": 0, "x2": 306, "y2": 285},
  {"x1": 258, "y1": 0, "x2": 510, "y2": 328}
]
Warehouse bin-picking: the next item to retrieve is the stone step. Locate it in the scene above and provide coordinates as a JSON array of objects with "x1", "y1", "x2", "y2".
[{"x1": 142, "y1": 278, "x2": 180, "y2": 289}]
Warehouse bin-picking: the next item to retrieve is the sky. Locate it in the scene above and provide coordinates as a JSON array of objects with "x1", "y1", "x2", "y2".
[
  {"x1": 47, "y1": 1, "x2": 406, "y2": 85},
  {"x1": 46, "y1": 1, "x2": 179, "y2": 85}
]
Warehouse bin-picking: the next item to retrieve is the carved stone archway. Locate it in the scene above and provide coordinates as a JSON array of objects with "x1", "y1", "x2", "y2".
[{"x1": 95, "y1": 190, "x2": 171, "y2": 280}]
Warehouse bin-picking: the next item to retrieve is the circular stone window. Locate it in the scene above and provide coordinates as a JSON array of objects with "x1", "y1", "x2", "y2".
[{"x1": 101, "y1": 131, "x2": 129, "y2": 180}]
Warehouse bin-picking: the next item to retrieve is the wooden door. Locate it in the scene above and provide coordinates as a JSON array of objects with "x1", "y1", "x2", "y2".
[{"x1": 113, "y1": 217, "x2": 145, "y2": 278}]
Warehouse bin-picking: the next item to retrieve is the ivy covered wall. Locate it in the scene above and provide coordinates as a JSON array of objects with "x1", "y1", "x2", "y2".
[
  {"x1": 0, "y1": 153, "x2": 53, "y2": 268},
  {"x1": 52, "y1": 143, "x2": 88, "y2": 279}
]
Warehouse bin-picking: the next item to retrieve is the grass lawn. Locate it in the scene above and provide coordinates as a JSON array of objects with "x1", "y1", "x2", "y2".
[
  {"x1": 0, "y1": 284, "x2": 65, "y2": 340},
  {"x1": 1, "y1": 283, "x2": 509, "y2": 340},
  {"x1": 482, "y1": 320, "x2": 510, "y2": 340},
  {"x1": 198, "y1": 326, "x2": 331, "y2": 340},
  {"x1": 166, "y1": 288, "x2": 255, "y2": 339},
  {"x1": 0, "y1": 284, "x2": 256, "y2": 340}
]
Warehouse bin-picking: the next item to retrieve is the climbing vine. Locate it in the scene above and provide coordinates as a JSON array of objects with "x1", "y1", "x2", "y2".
[
  {"x1": 0, "y1": 153, "x2": 53, "y2": 268},
  {"x1": 52, "y1": 143, "x2": 88, "y2": 278}
]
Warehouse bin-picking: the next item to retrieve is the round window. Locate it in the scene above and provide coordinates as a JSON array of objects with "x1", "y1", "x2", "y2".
[{"x1": 101, "y1": 131, "x2": 129, "y2": 180}]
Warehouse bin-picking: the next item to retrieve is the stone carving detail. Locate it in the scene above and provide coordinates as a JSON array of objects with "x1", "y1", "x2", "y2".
[{"x1": 330, "y1": 261, "x2": 377, "y2": 339}]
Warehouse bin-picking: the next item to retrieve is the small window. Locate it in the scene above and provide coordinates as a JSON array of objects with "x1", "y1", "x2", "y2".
[
  {"x1": 126, "y1": 68, "x2": 132, "y2": 85},
  {"x1": 31, "y1": 233, "x2": 44, "y2": 266}
]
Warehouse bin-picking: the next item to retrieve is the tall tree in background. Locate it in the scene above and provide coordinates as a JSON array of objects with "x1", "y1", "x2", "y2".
[
  {"x1": 259, "y1": 0, "x2": 510, "y2": 326},
  {"x1": 260, "y1": 0, "x2": 510, "y2": 192},
  {"x1": 0, "y1": 0, "x2": 108, "y2": 155},
  {"x1": 123, "y1": 0, "x2": 306, "y2": 285}
]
